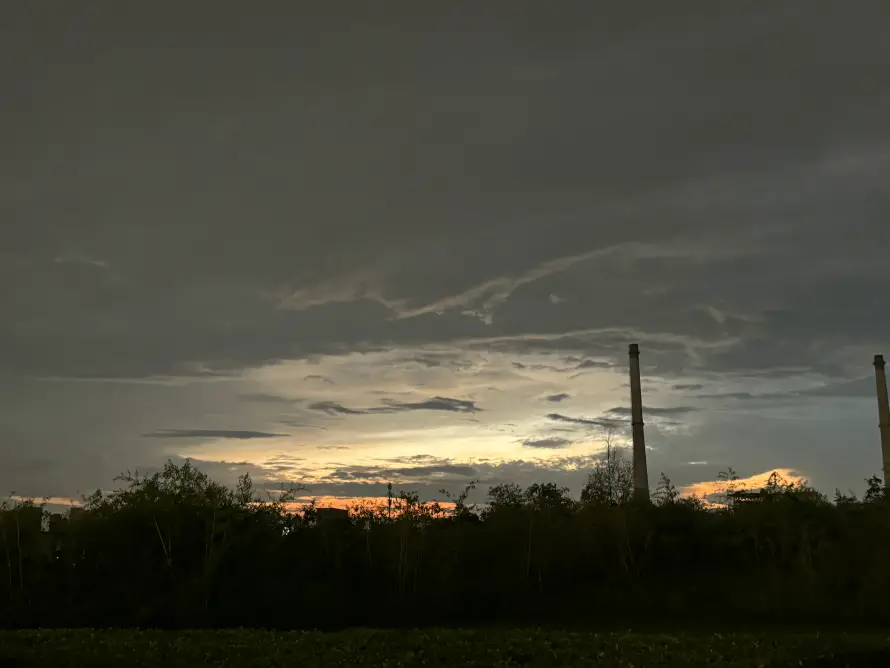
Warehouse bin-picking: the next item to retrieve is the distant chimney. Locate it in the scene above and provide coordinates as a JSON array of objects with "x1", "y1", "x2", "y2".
[
  {"x1": 628, "y1": 343, "x2": 650, "y2": 502},
  {"x1": 874, "y1": 354, "x2": 890, "y2": 486}
]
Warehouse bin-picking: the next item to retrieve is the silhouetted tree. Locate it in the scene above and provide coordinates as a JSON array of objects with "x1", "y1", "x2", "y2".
[
  {"x1": 864, "y1": 475, "x2": 885, "y2": 504},
  {"x1": 3, "y1": 459, "x2": 890, "y2": 629},
  {"x1": 652, "y1": 473, "x2": 680, "y2": 506},
  {"x1": 580, "y1": 434, "x2": 633, "y2": 506}
]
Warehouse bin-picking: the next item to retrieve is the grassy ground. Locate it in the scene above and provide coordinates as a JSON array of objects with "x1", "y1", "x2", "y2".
[{"x1": 1, "y1": 628, "x2": 889, "y2": 667}]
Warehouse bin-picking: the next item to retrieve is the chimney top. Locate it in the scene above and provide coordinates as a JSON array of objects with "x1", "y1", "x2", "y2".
[
  {"x1": 629, "y1": 343, "x2": 640, "y2": 356},
  {"x1": 876, "y1": 354, "x2": 886, "y2": 368}
]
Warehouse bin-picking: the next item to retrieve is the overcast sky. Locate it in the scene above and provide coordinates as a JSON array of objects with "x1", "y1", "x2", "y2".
[{"x1": 3, "y1": 2, "x2": 889, "y2": 508}]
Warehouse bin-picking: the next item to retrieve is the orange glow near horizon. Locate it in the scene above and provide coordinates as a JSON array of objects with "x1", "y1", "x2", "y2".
[
  {"x1": 9, "y1": 495, "x2": 82, "y2": 507},
  {"x1": 680, "y1": 468, "x2": 806, "y2": 503}
]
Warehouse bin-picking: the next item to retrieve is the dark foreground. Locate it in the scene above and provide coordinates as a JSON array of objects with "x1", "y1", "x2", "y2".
[{"x1": 1, "y1": 629, "x2": 889, "y2": 667}]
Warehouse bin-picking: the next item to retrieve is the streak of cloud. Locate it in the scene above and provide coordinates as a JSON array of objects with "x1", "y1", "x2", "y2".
[
  {"x1": 142, "y1": 429, "x2": 288, "y2": 440},
  {"x1": 546, "y1": 413, "x2": 624, "y2": 429},
  {"x1": 308, "y1": 396, "x2": 481, "y2": 416},
  {"x1": 522, "y1": 437, "x2": 573, "y2": 449},
  {"x1": 604, "y1": 406, "x2": 698, "y2": 417}
]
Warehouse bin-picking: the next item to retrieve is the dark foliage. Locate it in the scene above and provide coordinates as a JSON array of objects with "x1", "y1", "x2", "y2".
[
  {"x1": 1, "y1": 629, "x2": 889, "y2": 668},
  {"x1": 2, "y1": 458, "x2": 890, "y2": 630}
]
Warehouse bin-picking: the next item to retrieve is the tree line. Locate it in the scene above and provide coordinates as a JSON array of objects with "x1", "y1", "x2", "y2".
[{"x1": 1, "y1": 448, "x2": 889, "y2": 630}]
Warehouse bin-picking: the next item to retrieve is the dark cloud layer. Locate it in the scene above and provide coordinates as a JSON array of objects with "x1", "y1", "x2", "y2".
[
  {"x1": 5, "y1": 4, "x2": 889, "y2": 380},
  {"x1": 2, "y1": 1, "x2": 889, "y2": 501},
  {"x1": 142, "y1": 429, "x2": 288, "y2": 440}
]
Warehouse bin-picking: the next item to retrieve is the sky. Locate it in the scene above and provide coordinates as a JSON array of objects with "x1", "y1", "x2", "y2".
[{"x1": 3, "y1": 2, "x2": 889, "y2": 509}]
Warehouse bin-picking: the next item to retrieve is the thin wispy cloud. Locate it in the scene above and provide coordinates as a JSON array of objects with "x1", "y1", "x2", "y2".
[
  {"x1": 307, "y1": 401, "x2": 367, "y2": 416},
  {"x1": 142, "y1": 429, "x2": 288, "y2": 440},
  {"x1": 324, "y1": 464, "x2": 478, "y2": 481},
  {"x1": 575, "y1": 359, "x2": 612, "y2": 370},
  {"x1": 604, "y1": 406, "x2": 698, "y2": 417},
  {"x1": 304, "y1": 374, "x2": 335, "y2": 384},
  {"x1": 279, "y1": 421, "x2": 328, "y2": 430},
  {"x1": 308, "y1": 396, "x2": 481, "y2": 416},
  {"x1": 239, "y1": 393, "x2": 302, "y2": 404},
  {"x1": 546, "y1": 413, "x2": 625, "y2": 429},
  {"x1": 522, "y1": 437, "x2": 573, "y2": 449}
]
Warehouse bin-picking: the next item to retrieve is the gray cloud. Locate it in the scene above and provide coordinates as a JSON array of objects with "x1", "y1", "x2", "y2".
[
  {"x1": 673, "y1": 383, "x2": 704, "y2": 391},
  {"x1": 604, "y1": 406, "x2": 698, "y2": 417},
  {"x1": 693, "y1": 391, "x2": 790, "y2": 401},
  {"x1": 279, "y1": 420, "x2": 328, "y2": 430},
  {"x1": 545, "y1": 393, "x2": 571, "y2": 403},
  {"x1": 383, "y1": 454, "x2": 452, "y2": 465},
  {"x1": 694, "y1": 378, "x2": 878, "y2": 402},
  {"x1": 575, "y1": 359, "x2": 613, "y2": 370},
  {"x1": 308, "y1": 396, "x2": 481, "y2": 416},
  {"x1": 796, "y1": 377, "x2": 877, "y2": 399},
  {"x1": 325, "y1": 464, "x2": 478, "y2": 481},
  {"x1": 239, "y1": 392, "x2": 302, "y2": 404},
  {"x1": 307, "y1": 401, "x2": 368, "y2": 416},
  {"x1": 142, "y1": 429, "x2": 288, "y2": 440},
  {"x1": 386, "y1": 397, "x2": 480, "y2": 413},
  {"x1": 261, "y1": 454, "x2": 306, "y2": 473},
  {"x1": 514, "y1": 357, "x2": 614, "y2": 374},
  {"x1": 522, "y1": 437, "x2": 573, "y2": 449},
  {"x1": 304, "y1": 375, "x2": 334, "y2": 384},
  {"x1": 512, "y1": 360, "x2": 567, "y2": 372},
  {"x1": 546, "y1": 413, "x2": 624, "y2": 430}
]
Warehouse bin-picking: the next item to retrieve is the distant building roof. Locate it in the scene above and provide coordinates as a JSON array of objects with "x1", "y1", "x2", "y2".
[{"x1": 727, "y1": 489, "x2": 765, "y2": 502}]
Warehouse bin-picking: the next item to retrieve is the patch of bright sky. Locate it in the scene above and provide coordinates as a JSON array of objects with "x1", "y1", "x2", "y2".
[{"x1": 182, "y1": 348, "x2": 632, "y2": 472}]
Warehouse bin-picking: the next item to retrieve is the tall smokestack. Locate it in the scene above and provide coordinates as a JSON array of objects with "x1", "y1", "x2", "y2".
[
  {"x1": 874, "y1": 354, "x2": 890, "y2": 486},
  {"x1": 628, "y1": 343, "x2": 650, "y2": 502}
]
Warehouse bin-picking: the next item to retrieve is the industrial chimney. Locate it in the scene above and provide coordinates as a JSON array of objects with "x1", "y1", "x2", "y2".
[
  {"x1": 874, "y1": 354, "x2": 890, "y2": 486},
  {"x1": 628, "y1": 343, "x2": 650, "y2": 502}
]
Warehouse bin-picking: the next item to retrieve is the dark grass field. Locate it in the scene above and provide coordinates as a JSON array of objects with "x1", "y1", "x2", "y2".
[{"x1": 1, "y1": 628, "x2": 889, "y2": 667}]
